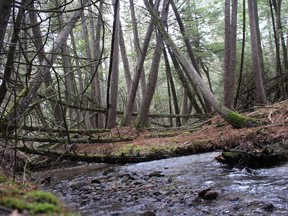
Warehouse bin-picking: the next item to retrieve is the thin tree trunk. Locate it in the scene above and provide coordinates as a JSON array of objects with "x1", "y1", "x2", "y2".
[
  {"x1": 163, "y1": 47, "x2": 181, "y2": 126},
  {"x1": 106, "y1": 0, "x2": 120, "y2": 129},
  {"x1": 0, "y1": 0, "x2": 13, "y2": 53},
  {"x1": 119, "y1": 24, "x2": 132, "y2": 93},
  {"x1": 4, "y1": 0, "x2": 89, "y2": 125},
  {"x1": 167, "y1": 47, "x2": 202, "y2": 113},
  {"x1": 28, "y1": 1, "x2": 64, "y2": 127},
  {"x1": 224, "y1": 0, "x2": 238, "y2": 109},
  {"x1": 247, "y1": 0, "x2": 268, "y2": 105},
  {"x1": 135, "y1": 0, "x2": 170, "y2": 128},
  {"x1": 171, "y1": 0, "x2": 211, "y2": 113},
  {"x1": 129, "y1": 0, "x2": 146, "y2": 100},
  {"x1": 234, "y1": 0, "x2": 246, "y2": 108},
  {"x1": 121, "y1": 0, "x2": 161, "y2": 126},
  {"x1": 0, "y1": 0, "x2": 27, "y2": 105},
  {"x1": 89, "y1": 3, "x2": 104, "y2": 128}
]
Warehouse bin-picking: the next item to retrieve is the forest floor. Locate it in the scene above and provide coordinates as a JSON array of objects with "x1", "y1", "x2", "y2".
[{"x1": 73, "y1": 100, "x2": 288, "y2": 167}]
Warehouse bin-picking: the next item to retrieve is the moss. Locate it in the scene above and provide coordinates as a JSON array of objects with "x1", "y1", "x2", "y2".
[
  {"x1": 26, "y1": 190, "x2": 59, "y2": 205},
  {"x1": 27, "y1": 203, "x2": 61, "y2": 214},
  {"x1": 227, "y1": 112, "x2": 247, "y2": 128},
  {"x1": 227, "y1": 111, "x2": 260, "y2": 129},
  {"x1": 0, "y1": 197, "x2": 27, "y2": 210},
  {"x1": 0, "y1": 173, "x2": 6, "y2": 183}
]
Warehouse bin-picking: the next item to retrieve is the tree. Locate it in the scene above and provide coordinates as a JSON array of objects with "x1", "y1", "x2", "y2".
[
  {"x1": 0, "y1": 0, "x2": 13, "y2": 53},
  {"x1": 247, "y1": 0, "x2": 268, "y2": 105},
  {"x1": 224, "y1": 0, "x2": 238, "y2": 109},
  {"x1": 145, "y1": 0, "x2": 260, "y2": 129},
  {"x1": 135, "y1": 0, "x2": 170, "y2": 128},
  {"x1": 121, "y1": 0, "x2": 161, "y2": 126},
  {"x1": 3, "y1": 0, "x2": 90, "y2": 126},
  {"x1": 106, "y1": 0, "x2": 120, "y2": 129}
]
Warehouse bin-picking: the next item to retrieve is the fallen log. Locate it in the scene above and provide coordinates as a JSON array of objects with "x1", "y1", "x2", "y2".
[
  {"x1": 216, "y1": 147, "x2": 288, "y2": 168},
  {"x1": 7, "y1": 135, "x2": 135, "y2": 144},
  {"x1": 16, "y1": 146, "x2": 166, "y2": 164}
]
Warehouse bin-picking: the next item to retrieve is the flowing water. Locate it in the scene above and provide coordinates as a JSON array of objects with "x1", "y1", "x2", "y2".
[{"x1": 38, "y1": 152, "x2": 288, "y2": 215}]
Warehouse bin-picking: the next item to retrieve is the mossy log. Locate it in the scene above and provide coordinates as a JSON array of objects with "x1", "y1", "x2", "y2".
[
  {"x1": 226, "y1": 111, "x2": 261, "y2": 129},
  {"x1": 16, "y1": 146, "x2": 168, "y2": 165},
  {"x1": 216, "y1": 148, "x2": 287, "y2": 168},
  {"x1": 7, "y1": 135, "x2": 134, "y2": 144}
]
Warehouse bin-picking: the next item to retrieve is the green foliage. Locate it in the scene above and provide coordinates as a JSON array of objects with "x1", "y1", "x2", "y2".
[{"x1": 25, "y1": 190, "x2": 60, "y2": 205}]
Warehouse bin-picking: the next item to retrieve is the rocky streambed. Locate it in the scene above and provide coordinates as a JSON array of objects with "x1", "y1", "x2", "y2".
[{"x1": 38, "y1": 152, "x2": 288, "y2": 215}]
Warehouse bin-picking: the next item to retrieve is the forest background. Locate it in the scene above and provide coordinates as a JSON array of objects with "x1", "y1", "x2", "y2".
[{"x1": 0, "y1": 0, "x2": 287, "y2": 156}]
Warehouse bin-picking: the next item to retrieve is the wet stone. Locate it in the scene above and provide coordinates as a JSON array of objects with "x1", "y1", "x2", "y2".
[
  {"x1": 91, "y1": 178, "x2": 101, "y2": 184},
  {"x1": 262, "y1": 203, "x2": 275, "y2": 212}
]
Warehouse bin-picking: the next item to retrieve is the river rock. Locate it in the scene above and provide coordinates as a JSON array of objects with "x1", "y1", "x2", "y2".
[{"x1": 198, "y1": 188, "x2": 218, "y2": 200}]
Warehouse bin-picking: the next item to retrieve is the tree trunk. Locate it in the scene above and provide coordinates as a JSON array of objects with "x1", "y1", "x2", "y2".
[
  {"x1": 145, "y1": 0, "x2": 260, "y2": 129},
  {"x1": 129, "y1": 0, "x2": 146, "y2": 101},
  {"x1": 106, "y1": 0, "x2": 120, "y2": 129},
  {"x1": 247, "y1": 0, "x2": 268, "y2": 105},
  {"x1": 121, "y1": 0, "x2": 161, "y2": 126},
  {"x1": 224, "y1": 0, "x2": 238, "y2": 109},
  {"x1": 4, "y1": 0, "x2": 89, "y2": 125},
  {"x1": 119, "y1": 24, "x2": 132, "y2": 93},
  {"x1": 171, "y1": 0, "x2": 211, "y2": 113},
  {"x1": 135, "y1": 0, "x2": 170, "y2": 128},
  {"x1": 0, "y1": 0, "x2": 13, "y2": 53},
  {"x1": 0, "y1": 0, "x2": 27, "y2": 105},
  {"x1": 89, "y1": 3, "x2": 104, "y2": 128},
  {"x1": 167, "y1": 47, "x2": 202, "y2": 113},
  {"x1": 163, "y1": 47, "x2": 181, "y2": 127}
]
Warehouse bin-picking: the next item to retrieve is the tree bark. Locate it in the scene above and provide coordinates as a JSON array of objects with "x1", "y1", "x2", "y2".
[
  {"x1": 0, "y1": 0, "x2": 13, "y2": 53},
  {"x1": 224, "y1": 0, "x2": 238, "y2": 109},
  {"x1": 89, "y1": 3, "x2": 104, "y2": 128},
  {"x1": 0, "y1": 0, "x2": 27, "y2": 105},
  {"x1": 163, "y1": 47, "x2": 181, "y2": 126},
  {"x1": 121, "y1": 0, "x2": 161, "y2": 126},
  {"x1": 135, "y1": 0, "x2": 170, "y2": 128},
  {"x1": 247, "y1": 0, "x2": 268, "y2": 105},
  {"x1": 129, "y1": 0, "x2": 146, "y2": 100},
  {"x1": 106, "y1": 0, "x2": 120, "y2": 129}
]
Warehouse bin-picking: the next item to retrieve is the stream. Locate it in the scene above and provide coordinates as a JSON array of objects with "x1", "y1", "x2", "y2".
[{"x1": 35, "y1": 152, "x2": 288, "y2": 215}]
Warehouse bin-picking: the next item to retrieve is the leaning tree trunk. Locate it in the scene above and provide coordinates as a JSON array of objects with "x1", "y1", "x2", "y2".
[
  {"x1": 135, "y1": 0, "x2": 170, "y2": 129},
  {"x1": 171, "y1": 0, "x2": 211, "y2": 113},
  {"x1": 3, "y1": 0, "x2": 90, "y2": 126},
  {"x1": 121, "y1": 0, "x2": 161, "y2": 126},
  {"x1": 145, "y1": 0, "x2": 260, "y2": 129}
]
